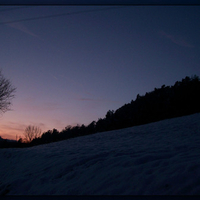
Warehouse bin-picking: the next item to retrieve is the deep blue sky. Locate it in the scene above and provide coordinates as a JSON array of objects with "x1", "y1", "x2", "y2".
[{"x1": 0, "y1": 5, "x2": 200, "y2": 139}]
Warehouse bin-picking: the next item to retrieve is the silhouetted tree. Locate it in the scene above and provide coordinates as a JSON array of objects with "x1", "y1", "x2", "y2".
[
  {"x1": 18, "y1": 137, "x2": 23, "y2": 144},
  {"x1": 6, "y1": 74, "x2": 200, "y2": 148},
  {"x1": 86, "y1": 121, "x2": 96, "y2": 134},
  {"x1": 24, "y1": 125, "x2": 42, "y2": 143},
  {"x1": 52, "y1": 128, "x2": 59, "y2": 141},
  {"x1": 0, "y1": 70, "x2": 16, "y2": 113}
]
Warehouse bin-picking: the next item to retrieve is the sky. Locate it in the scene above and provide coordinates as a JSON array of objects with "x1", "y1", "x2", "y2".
[{"x1": 0, "y1": 5, "x2": 200, "y2": 140}]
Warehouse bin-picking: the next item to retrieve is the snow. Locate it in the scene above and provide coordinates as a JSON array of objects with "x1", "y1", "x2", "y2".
[{"x1": 1, "y1": 113, "x2": 200, "y2": 195}]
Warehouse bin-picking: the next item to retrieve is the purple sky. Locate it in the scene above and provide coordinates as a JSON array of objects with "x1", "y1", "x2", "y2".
[{"x1": 0, "y1": 5, "x2": 200, "y2": 140}]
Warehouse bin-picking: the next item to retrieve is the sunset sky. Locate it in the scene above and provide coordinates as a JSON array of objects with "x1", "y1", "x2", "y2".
[{"x1": 0, "y1": 4, "x2": 200, "y2": 140}]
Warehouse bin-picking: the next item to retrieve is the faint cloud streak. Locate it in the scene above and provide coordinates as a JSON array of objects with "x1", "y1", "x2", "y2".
[
  {"x1": 0, "y1": 121, "x2": 46, "y2": 140},
  {"x1": 22, "y1": 97, "x2": 62, "y2": 112},
  {"x1": 0, "y1": 122, "x2": 26, "y2": 140},
  {"x1": 8, "y1": 22, "x2": 39, "y2": 38},
  {"x1": 0, "y1": 15, "x2": 41, "y2": 39},
  {"x1": 77, "y1": 97, "x2": 122, "y2": 103},
  {"x1": 159, "y1": 30, "x2": 194, "y2": 48}
]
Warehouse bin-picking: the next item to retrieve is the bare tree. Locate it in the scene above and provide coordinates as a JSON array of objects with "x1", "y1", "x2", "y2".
[
  {"x1": 0, "y1": 70, "x2": 16, "y2": 113},
  {"x1": 24, "y1": 125, "x2": 42, "y2": 143}
]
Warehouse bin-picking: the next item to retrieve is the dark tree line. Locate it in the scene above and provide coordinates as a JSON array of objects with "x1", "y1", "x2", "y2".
[{"x1": 1, "y1": 75, "x2": 200, "y2": 148}]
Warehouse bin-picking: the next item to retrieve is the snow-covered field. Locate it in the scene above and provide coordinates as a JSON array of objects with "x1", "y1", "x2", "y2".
[{"x1": 1, "y1": 113, "x2": 200, "y2": 195}]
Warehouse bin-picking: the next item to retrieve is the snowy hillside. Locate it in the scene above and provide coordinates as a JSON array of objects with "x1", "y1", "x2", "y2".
[{"x1": 1, "y1": 113, "x2": 200, "y2": 195}]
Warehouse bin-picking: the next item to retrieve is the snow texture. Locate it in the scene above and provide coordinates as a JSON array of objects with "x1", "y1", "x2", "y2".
[{"x1": 0, "y1": 113, "x2": 200, "y2": 195}]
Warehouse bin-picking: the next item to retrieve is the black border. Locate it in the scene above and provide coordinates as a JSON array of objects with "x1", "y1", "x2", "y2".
[
  {"x1": 1, "y1": 0, "x2": 200, "y2": 199},
  {"x1": 0, "y1": 0, "x2": 200, "y2": 5},
  {"x1": 1, "y1": 195, "x2": 200, "y2": 200}
]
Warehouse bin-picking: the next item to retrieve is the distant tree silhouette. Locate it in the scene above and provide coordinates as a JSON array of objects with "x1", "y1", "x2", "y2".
[
  {"x1": 3, "y1": 74, "x2": 200, "y2": 148},
  {"x1": 17, "y1": 137, "x2": 23, "y2": 144},
  {"x1": 24, "y1": 125, "x2": 42, "y2": 143},
  {"x1": 25, "y1": 75, "x2": 200, "y2": 147},
  {"x1": 0, "y1": 70, "x2": 16, "y2": 113}
]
